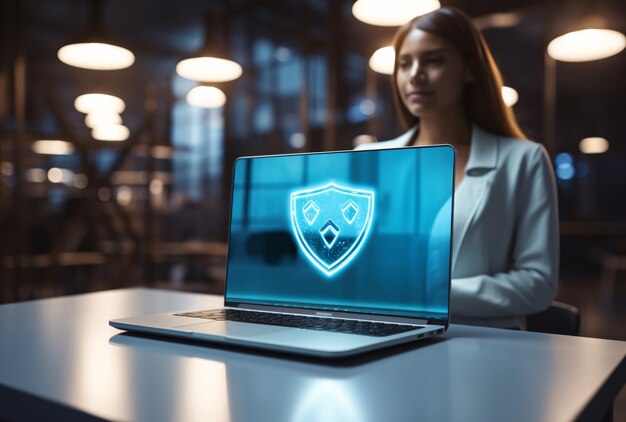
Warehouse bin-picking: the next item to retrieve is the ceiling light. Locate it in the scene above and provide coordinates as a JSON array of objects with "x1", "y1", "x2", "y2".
[
  {"x1": 57, "y1": 1, "x2": 135, "y2": 70},
  {"x1": 547, "y1": 29, "x2": 626, "y2": 62},
  {"x1": 74, "y1": 174, "x2": 89, "y2": 189},
  {"x1": 85, "y1": 109, "x2": 122, "y2": 128},
  {"x1": 75, "y1": 93, "x2": 125, "y2": 114},
  {"x1": 98, "y1": 187, "x2": 111, "y2": 201},
  {"x1": 1, "y1": 162, "x2": 14, "y2": 176},
  {"x1": 26, "y1": 169, "x2": 46, "y2": 183},
  {"x1": 579, "y1": 137, "x2": 609, "y2": 154},
  {"x1": 176, "y1": 57, "x2": 242, "y2": 83},
  {"x1": 501, "y1": 86, "x2": 519, "y2": 107},
  {"x1": 352, "y1": 0, "x2": 440, "y2": 26},
  {"x1": 176, "y1": 12, "x2": 242, "y2": 82},
  {"x1": 149, "y1": 179, "x2": 164, "y2": 195},
  {"x1": 474, "y1": 12, "x2": 522, "y2": 30},
  {"x1": 359, "y1": 99, "x2": 376, "y2": 115},
  {"x1": 32, "y1": 140, "x2": 75, "y2": 155},
  {"x1": 92, "y1": 124, "x2": 130, "y2": 141},
  {"x1": 58, "y1": 43, "x2": 135, "y2": 70},
  {"x1": 369, "y1": 46, "x2": 395, "y2": 74},
  {"x1": 47, "y1": 168, "x2": 64, "y2": 184},
  {"x1": 289, "y1": 133, "x2": 306, "y2": 149},
  {"x1": 186, "y1": 86, "x2": 226, "y2": 108},
  {"x1": 116, "y1": 186, "x2": 133, "y2": 206}
]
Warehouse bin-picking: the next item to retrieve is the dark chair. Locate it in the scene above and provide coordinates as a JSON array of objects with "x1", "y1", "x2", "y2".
[{"x1": 526, "y1": 301, "x2": 581, "y2": 336}]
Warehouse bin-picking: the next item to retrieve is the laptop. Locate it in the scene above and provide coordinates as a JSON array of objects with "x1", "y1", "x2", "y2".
[{"x1": 110, "y1": 145, "x2": 455, "y2": 358}]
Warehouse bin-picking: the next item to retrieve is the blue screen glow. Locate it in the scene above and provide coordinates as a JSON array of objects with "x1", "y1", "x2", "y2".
[{"x1": 225, "y1": 146, "x2": 454, "y2": 321}]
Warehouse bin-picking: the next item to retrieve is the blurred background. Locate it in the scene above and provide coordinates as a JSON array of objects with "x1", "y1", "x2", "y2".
[{"x1": 1, "y1": 0, "x2": 625, "y2": 346}]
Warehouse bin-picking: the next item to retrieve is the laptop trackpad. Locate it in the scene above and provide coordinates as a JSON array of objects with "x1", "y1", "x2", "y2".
[{"x1": 178, "y1": 321, "x2": 290, "y2": 338}]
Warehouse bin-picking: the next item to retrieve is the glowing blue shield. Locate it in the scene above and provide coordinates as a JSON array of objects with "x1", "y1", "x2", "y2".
[{"x1": 291, "y1": 183, "x2": 374, "y2": 276}]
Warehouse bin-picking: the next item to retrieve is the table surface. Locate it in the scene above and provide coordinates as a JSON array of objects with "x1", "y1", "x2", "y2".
[{"x1": 1, "y1": 288, "x2": 625, "y2": 422}]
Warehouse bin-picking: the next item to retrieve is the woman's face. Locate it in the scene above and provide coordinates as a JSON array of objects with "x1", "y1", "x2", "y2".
[{"x1": 396, "y1": 29, "x2": 471, "y2": 119}]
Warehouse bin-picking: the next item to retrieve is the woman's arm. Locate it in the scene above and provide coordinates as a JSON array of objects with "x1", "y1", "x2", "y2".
[{"x1": 450, "y1": 145, "x2": 559, "y2": 318}]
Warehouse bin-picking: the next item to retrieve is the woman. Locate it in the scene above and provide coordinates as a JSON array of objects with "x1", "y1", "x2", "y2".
[{"x1": 357, "y1": 7, "x2": 559, "y2": 329}]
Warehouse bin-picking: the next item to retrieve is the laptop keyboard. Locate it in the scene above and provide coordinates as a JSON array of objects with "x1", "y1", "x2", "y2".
[{"x1": 175, "y1": 309, "x2": 421, "y2": 337}]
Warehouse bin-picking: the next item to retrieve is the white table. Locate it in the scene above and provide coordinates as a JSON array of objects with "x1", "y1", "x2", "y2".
[{"x1": 1, "y1": 288, "x2": 624, "y2": 422}]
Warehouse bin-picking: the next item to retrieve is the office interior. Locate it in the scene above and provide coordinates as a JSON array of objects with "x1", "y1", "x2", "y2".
[{"x1": 1, "y1": 0, "x2": 625, "y2": 417}]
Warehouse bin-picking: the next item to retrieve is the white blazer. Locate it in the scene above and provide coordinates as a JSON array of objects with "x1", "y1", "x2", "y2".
[{"x1": 357, "y1": 124, "x2": 559, "y2": 328}]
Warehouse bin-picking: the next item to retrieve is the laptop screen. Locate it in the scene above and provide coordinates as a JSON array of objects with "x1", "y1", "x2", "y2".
[{"x1": 225, "y1": 146, "x2": 454, "y2": 321}]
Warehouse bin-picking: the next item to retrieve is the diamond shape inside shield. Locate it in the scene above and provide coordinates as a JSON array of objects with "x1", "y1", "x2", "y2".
[{"x1": 290, "y1": 183, "x2": 374, "y2": 276}]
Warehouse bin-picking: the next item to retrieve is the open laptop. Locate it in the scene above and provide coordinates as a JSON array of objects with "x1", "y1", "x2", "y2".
[{"x1": 110, "y1": 145, "x2": 455, "y2": 358}]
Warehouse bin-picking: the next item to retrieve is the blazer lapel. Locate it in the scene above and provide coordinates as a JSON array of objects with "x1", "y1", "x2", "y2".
[{"x1": 450, "y1": 125, "x2": 499, "y2": 274}]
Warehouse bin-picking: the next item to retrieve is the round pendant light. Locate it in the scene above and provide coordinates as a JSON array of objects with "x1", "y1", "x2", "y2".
[
  {"x1": 369, "y1": 46, "x2": 395, "y2": 74},
  {"x1": 58, "y1": 42, "x2": 135, "y2": 70},
  {"x1": 579, "y1": 137, "x2": 609, "y2": 154},
  {"x1": 176, "y1": 57, "x2": 242, "y2": 83},
  {"x1": 32, "y1": 140, "x2": 75, "y2": 155},
  {"x1": 85, "y1": 109, "x2": 123, "y2": 128},
  {"x1": 352, "y1": 0, "x2": 440, "y2": 26},
  {"x1": 501, "y1": 86, "x2": 519, "y2": 107},
  {"x1": 75, "y1": 93, "x2": 125, "y2": 114},
  {"x1": 92, "y1": 124, "x2": 130, "y2": 141},
  {"x1": 176, "y1": 12, "x2": 242, "y2": 82},
  {"x1": 57, "y1": 0, "x2": 135, "y2": 70},
  {"x1": 548, "y1": 29, "x2": 626, "y2": 62},
  {"x1": 186, "y1": 86, "x2": 227, "y2": 108}
]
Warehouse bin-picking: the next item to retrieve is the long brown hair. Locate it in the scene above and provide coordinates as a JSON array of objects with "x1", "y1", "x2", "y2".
[{"x1": 391, "y1": 7, "x2": 525, "y2": 139}]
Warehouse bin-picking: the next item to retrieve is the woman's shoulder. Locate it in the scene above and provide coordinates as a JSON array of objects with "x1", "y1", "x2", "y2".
[
  {"x1": 483, "y1": 128, "x2": 545, "y2": 162},
  {"x1": 470, "y1": 124, "x2": 547, "y2": 172},
  {"x1": 488, "y1": 133, "x2": 551, "y2": 176}
]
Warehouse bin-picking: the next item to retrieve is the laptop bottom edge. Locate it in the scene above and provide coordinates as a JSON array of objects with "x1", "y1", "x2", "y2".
[{"x1": 109, "y1": 319, "x2": 446, "y2": 358}]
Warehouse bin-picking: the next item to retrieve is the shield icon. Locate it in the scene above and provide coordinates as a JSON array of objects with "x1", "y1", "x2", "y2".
[{"x1": 290, "y1": 183, "x2": 375, "y2": 276}]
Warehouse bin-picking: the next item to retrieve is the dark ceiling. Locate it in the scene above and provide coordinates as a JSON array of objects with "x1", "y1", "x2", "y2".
[{"x1": 2, "y1": 0, "x2": 626, "y2": 153}]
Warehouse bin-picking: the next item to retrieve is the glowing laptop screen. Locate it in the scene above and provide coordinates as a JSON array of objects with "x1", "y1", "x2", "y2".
[{"x1": 225, "y1": 146, "x2": 454, "y2": 321}]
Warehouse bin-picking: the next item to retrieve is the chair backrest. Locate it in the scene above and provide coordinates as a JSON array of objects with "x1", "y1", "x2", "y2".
[{"x1": 526, "y1": 301, "x2": 581, "y2": 336}]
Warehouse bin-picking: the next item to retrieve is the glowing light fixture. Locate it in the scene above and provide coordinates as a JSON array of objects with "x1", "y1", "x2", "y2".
[
  {"x1": 149, "y1": 179, "x2": 164, "y2": 195},
  {"x1": 48, "y1": 168, "x2": 63, "y2": 184},
  {"x1": 74, "y1": 174, "x2": 89, "y2": 189},
  {"x1": 474, "y1": 12, "x2": 522, "y2": 30},
  {"x1": 177, "y1": 57, "x2": 242, "y2": 83},
  {"x1": 186, "y1": 86, "x2": 226, "y2": 108},
  {"x1": 176, "y1": 12, "x2": 242, "y2": 82},
  {"x1": 85, "y1": 109, "x2": 122, "y2": 128},
  {"x1": 579, "y1": 137, "x2": 609, "y2": 154},
  {"x1": 289, "y1": 133, "x2": 306, "y2": 149},
  {"x1": 555, "y1": 152, "x2": 576, "y2": 180},
  {"x1": 0, "y1": 162, "x2": 13, "y2": 176},
  {"x1": 47, "y1": 168, "x2": 74, "y2": 184},
  {"x1": 92, "y1": 124, "x2": 130, "y2": 141},
  {"x1": 501, "y1": 86, "x2": 519, "y2": 107},
  {"x1": 98, "y1": 187, "x2": 111, "y2": 201},
  {"x1": 359, "y1": 99, "x2": 376, "y2": 115},
  {"x1": 547, "y1": 29, "x2": 626, "y2": 62},
  {"x1": 32, "y1": 140, "x2": 75, "y2": 155},
  {"x1": 369, "y1": 46, "x2": 395, "y2": 74},
  {"x1": 26, "y1": 169, "x2": 46, "y2": 183},
  {"x1": 352, "y1": 0, "x2": 440, "y2": 26},
  {"x1": 57, "y1": 1, "x2": 135, "y2": 70},
  {"x1": 75, "y1": 93, "x2": 125, "y2": 114},
  {"x1": 58, "y1": 43, "x2": 135, "y2": 70},
  {"x1": 116, "y1": 186, "x2": 133, "y2": 206}
]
